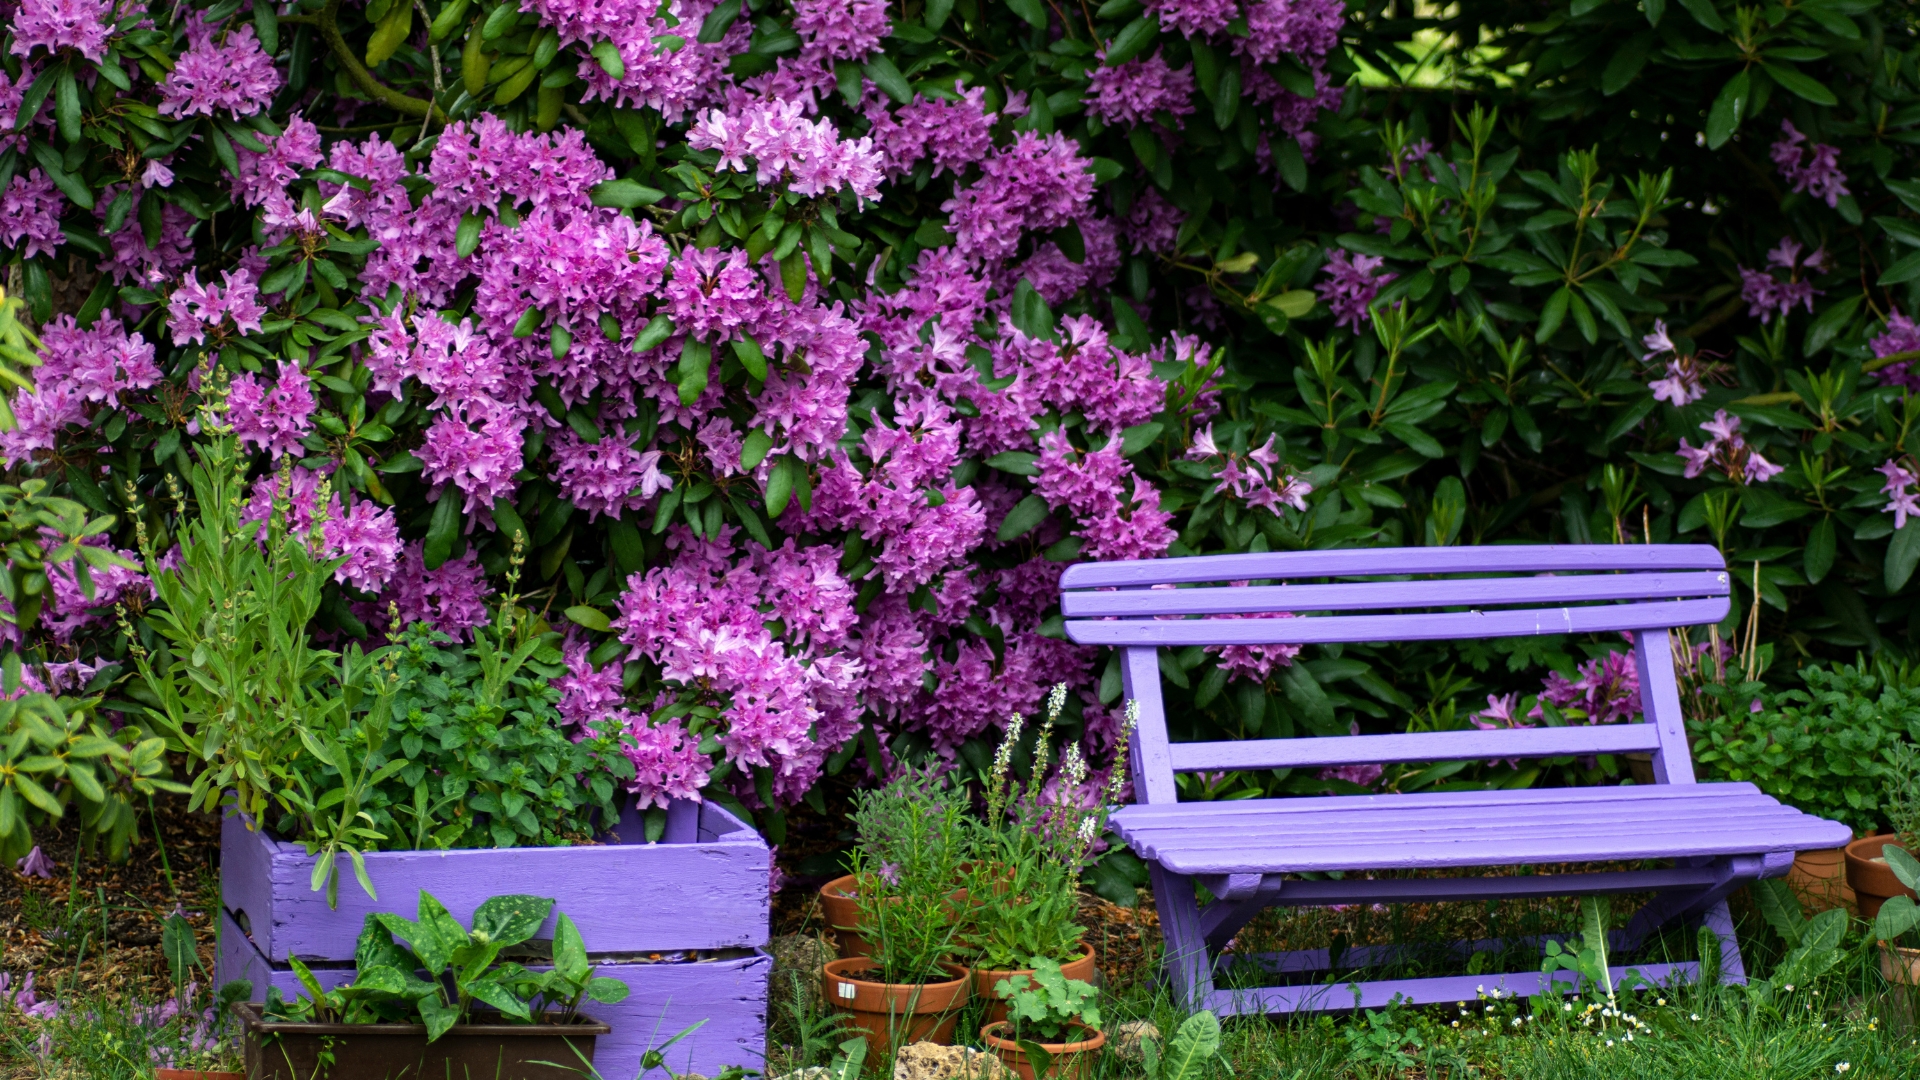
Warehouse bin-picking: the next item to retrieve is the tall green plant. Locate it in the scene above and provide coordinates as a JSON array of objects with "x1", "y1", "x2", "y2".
[{"x1": 131, "y1": 389, "x2": 401, "y2": 903}]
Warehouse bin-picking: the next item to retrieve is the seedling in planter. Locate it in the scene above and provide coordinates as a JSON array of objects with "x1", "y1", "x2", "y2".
[{"x1": 995, "y1": 956, "x2": 1102, "y2": 1043}]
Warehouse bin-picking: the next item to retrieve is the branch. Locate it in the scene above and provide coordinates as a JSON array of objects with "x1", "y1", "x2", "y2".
[{"x1": 294, "y1": 0, "x2": 447, "y2": 123}]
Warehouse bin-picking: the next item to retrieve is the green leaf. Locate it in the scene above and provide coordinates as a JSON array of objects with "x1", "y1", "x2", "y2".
[
  {"x1": 1886, "y1": 178, "x2": 1920, "y2": 215},
  {"x1": 589, "y1": 179, "x2": 666, "y2": 208},
  {"x1": 698, "y1": 0, "x2": 742, "y2": 43},
  {"x1": 1705, "y1": 70, "x2": 1748, "y2": 149},
  {"x1": 1120, "y1": 422, "x2": 1164, "y2": 456},
  {"x1": 1803, "y1": 293, "x2": 1861, "y2": 355},
  {"x1": 780, "y1": 250, "x2": 807, "y2": 301},
  {"x1": 54, "y1": 69, "x2": 82, "y2": 144},
  {"x1": 677, "y1": 337, "x2": 712, "y2": 405},
  {"x1": 1760, "y1": 62, "x2": 1837, "y2": 106},
  {"x1": 1274, "y1": 137, "x2": 1308, "y2": 193},
  {"x1": 591, "y1": 41, "x2": 626, "y2": 79},
  {"x1": 512, "y1": 306, "x2": 543, "y2": 338},
  {"x1": 455, "y1": 211, "x2": 484, "y2": 258},
  {"x1": 1536, "y1": 286, "x2": 1572, "y2": 343},
  {"x1": 255, "y1": 0, "x2": 281, "y2": 51},
  {"x1": 986, "y1": 451, "x2": 1039, "y2": 475},
  {"x1": 1887, "y1": 846, "x2": 1920, "y2": 892},
  {"x1": 1601, "y1": 35, "x2": 1654, "y2": 95},
  {"x1": 586, "y1": 975, "x2": 631, "y2": 1003},
  {"x1": 565, "y1": 605, "x2": 612, "y2": 632},
  {"x1": 472, "y1": 894, "x2": 554, "y2": 949},
  {"x1": 422, "y1": 495, "x2": 461, "y2": 571},
  {"x1": 1805, "y1": 514, "x2": 1836, "y2": 584},
  {"x1": 1006, "y1": 0, "x2": 1049, "y2": 28},
  {"x1": 741, "y1": 428, "x2": 775, "y2": 471},
  {"x1": 1879, "y1": 250, "x2": 1920, "y2": 286},
  {"x1": 1677, "y1": 0, "x2": 1727, "y2": 31},
  {"x1": 634, "y1": 313, "x2": 674, "y2": 352},
  {"x1": 553, "y1": 912, "x2": 592, "y2": 984},
  {"x1": 1890, "y1": 521, "x2": 1920, "y2": 593},
  {"x1": 733, "y1": 335, "x2": 768, "y2": 381},
  {"x1": 765, "y1": 455, "x2": 800, "y2": 519},
  {"x1": 1104, "y1": 18, "x2": 1158, "y2": 66},
  {"x1": 1010, "y1": 279, "x2": 1055, "y2": 341},
  {"x1": 863, "y1": 55, "x2": 913, "y2": 105},
  {"x1": 998, "y1": 494, "x2": 1051, "y2": 542}
]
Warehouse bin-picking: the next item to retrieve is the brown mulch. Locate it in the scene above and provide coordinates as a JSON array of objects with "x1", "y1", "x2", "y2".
[{"x1": 0, "y1": 793, "x2": 223, "y2": 1009}]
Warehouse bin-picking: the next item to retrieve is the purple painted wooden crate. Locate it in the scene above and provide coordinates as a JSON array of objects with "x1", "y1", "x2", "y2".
[
  {"x1": 219, "y1": 910, "x2": 771, "y2": 1079},
  {"x1": 217, "y1": 798, "x2": 770, "y2": 1075}
]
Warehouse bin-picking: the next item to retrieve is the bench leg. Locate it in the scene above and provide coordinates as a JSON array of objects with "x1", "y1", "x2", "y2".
[
  {"x1": 1150, "y1": 862, "x2": 1217, "y2": 1013},
  {"x1": 1700, "y1": 899, "x2": 1746, "y2": 984},
  {"x1": 1199, "y1": 873, "x2": 1283, "y2": 952}
]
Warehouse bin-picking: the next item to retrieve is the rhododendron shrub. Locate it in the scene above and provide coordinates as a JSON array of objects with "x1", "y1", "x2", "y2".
[{"x1": 2, "y1": 0, "x2": 1919, "y2": 828}]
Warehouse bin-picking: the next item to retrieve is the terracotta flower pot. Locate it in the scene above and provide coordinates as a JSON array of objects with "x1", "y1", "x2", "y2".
[
  {"x1": 822, "y1": 957, "x2": 971, "y2": 1058},
  {"x1": 156, "y1": 1071, "x2": 243, "y2": 1080},
  {"x1": 1787, "y1": 844, "x2": 1855, "y2": 914},
  {"x1": 817, "y1": 874, "x2": 970, "y2": 959},
  {"x1": 982, "y1": 1020, "x2": 1107, "y2": 1080},
  {"x1": 233, "y1": 1002, "x2": 607, "y2": 1080},
  {"x1": 972, "y1": 943, "x2": 1099, "y2": 1025},
  {"x1": 1880, "y1": 941, "x2": 1920, "y2": 986},
  {"x1": 1846, "y1": 834, "x2": 1919, "y2": 920}
]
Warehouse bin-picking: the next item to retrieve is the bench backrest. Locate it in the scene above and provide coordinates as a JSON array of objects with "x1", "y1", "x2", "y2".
[{"x1": 1059, "y1": 545, "x2": 1731, "y2": 805}]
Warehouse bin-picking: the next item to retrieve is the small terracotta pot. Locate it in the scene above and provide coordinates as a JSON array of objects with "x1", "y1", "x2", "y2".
[
  {"x1": 1846, "y1": 835, "x2": 1919, "y2": 920},
  {"x1": 1880, "y1": 941, "x2": 1920, "y2": 986},
  {"x1": 1787, "y1": 845, "x2": 1855, "y2": 914},
  {"x1": 822, "y1": 957, "x2": 970, "y2": 1057},
  {"x1": 981, "y1": 1020, "x2": 1107, "y2": 1080},
  {"x1": 972, "y1": 944, "x2": 1099, "y2": 1025},
  {"x1": 818, "y1": 874, "x2": 970, "y2": 958},
  {"x1": 156, "y1": 1071, "x2": 243, "y2": 1080}
]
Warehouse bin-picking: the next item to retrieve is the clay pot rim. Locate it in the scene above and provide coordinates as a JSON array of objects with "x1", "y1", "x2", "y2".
[
  {"x1": 1846, "y1": 834, "x2": 1914, "y2": 870},
  {"x1": 969, "y1": 942, "x2": 1098, "y2": 980},
  {"x1": 154, "y1": 1071, "x2": 244, "y2": 1080},
  {"x1": 980, "y1": 1019, "x2": 1107, "y2": 1053},
  {"x1": 823, "y1": 956, "x2": 972, "y2": 991}
]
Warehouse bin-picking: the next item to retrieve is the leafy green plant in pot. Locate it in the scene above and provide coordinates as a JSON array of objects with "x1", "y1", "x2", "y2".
[
  {"x1": 820, "y1": 766, "x2": 971, "y2": 1056},
  {"x1": 239, "y1": 891, "x2": 627, "y2": 1080},
  {"x1": 1869, "y1": 842, "x2": 1920, "y2": 986},
  {"x1": 980, "y1": 957, "x2": 1106, "y2": 1080},
  {"x1": 1847, "y1": 740, "x2": 1920, "y2": 920},
  {"x1": 965, "y1": 688, "x2": 1135, "y2": 1021}
]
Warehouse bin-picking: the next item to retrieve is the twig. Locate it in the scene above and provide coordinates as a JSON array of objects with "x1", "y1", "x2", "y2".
[
  {"x1": 294, "y1": 0, "x2": 446, "y2": 123},
  {"x1": 414, "y1": 0, "x2": 446, "y2": 144}
]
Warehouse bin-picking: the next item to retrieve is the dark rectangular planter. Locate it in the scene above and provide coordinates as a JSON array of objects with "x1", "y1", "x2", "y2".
[
  {"x1": 235, "y1": 1002, "x2": 609, "y2": 1080},
  {"x1": 218, "y1": 799, "x2": 771, "y2": 1078}
]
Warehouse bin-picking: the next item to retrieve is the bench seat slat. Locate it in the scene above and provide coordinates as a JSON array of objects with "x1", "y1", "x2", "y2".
[
  {"x1": 1115, "y1": 798, "x2": 1794, "y2": 836},
  {"x1": 1067, "y1": 597, "x2": 1728, "y2": 646},
  {"x1": 1110, "y1": 789, "x2": 1848, "y2": 874},
  {"x1": 1060, "y1": 544, "x2": 1728, "y2": 589},
  {"x1": 1062, "y1": 571, "x2": 1731, "y2": 618},
  {"x1": 1167, "y1": 724, "x2": 1664, "y2": 771},
  {"x1": 1112, "y1": 781, "x2": 1770, "y2": 821}
]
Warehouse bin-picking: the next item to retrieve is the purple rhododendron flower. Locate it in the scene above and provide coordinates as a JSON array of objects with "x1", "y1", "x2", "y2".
[
  {"x1": 158, "y1": 15, "x2": 282, "y2": 120},
  {"x1": 1674, "y1": 409, "x2": 1783, "y2": 485},
  {"x1": 227, "y1": 361, "x2": 317, "y2": 459},
  {"x1": 1771, "y1": 120, "x2": 1850, "y2": 208},
  {"x1": 1317, "y1": 249, "x2": 1395, "y2": 330},
  {"x1": 1086, "y1": 51, "x2": 1196, "y2": 128},
  {"x1": 1, "y1": 170, "x2": 65, "y2": 261},
  {"x1": 14, "y1": 846, "x2": 54, "y2": 879},
  {"x1": 1869, "y1": 312, "x2": 1920, "y2": 392},
  {"x1": 1881, "y1": 459, "x2": 1920, "y2": 530},
  {"x1": 9, "y1": 0, "x2": 112, "y2": 63}
]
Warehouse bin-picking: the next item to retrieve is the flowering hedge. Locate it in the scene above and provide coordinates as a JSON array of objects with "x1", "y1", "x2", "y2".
[{"x1": 1, "y1": 0, "x2": 1917, "y2": 829}]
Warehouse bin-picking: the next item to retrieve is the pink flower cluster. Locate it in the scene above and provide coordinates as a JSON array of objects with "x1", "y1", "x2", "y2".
[
  {"x1": 689, "y1": 99, "x2": 884, "y2": 201},
  {"x1": 1641, "y1": 320, "x2": 1711, "y2": 406},
  {"x1": 1187, "y1": 425, "x2": 1313, "y2": 514},
  {"x1": 1738, "y1": 237, "x2": 1824, "y2": 324},
  {"x1": 1086, "y1": 51, "x2": 1196, "y2": 128},
  {"x1": 1317, "y1": 249, "x2": 1394, "y2": 330},
  {"x1": 240, "y1": 469, "x2": 405, "y2": 594},
  {"x1": 613, "y1": 527, "x2": 866, "y2": 806},
  {"x1": 1869, "y1": 312, "x2": 1920, "y2": 392},
  {"x1": 0, "y1": 315, "x2": 161, "y2": 467},
  {"x1": 1675, "y1": 410, "x2": 1783, "y2": 485},
  {"x1": 1036, "y1": 431, "x2": 1178, "y2": 561},
  {"x1": 1881, "y1": 458, "x2": 1920, "y2": 530},
  {"x1": 158, "y1": 15, "x2": 281, "y2": 120},
  {"x1": 1770, "y1": 120, "x2": 1850, "y2": 209},
  {"x1": 168, "y1": 269, "x2": 267, "y2": 346},
  {"x1": 382, "y1": 544, "x2": 495, "y2": 639},
  {"x1": 1, "y1": 170, "x2": 64, "y2": 260},
  {"x1": 9, "y1": 0, "x2": 112, "y2": 63},
  {"x1": 227, "y1": 361, "x2": 317, "y2": 459}
]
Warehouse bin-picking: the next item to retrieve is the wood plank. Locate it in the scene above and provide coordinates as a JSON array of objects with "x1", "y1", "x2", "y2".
[
  {"x1": 1110, "y1": 782, "x2": 1767, "y2": 822},
  {"x1": 1123, "y1": 646, "x2": 1178, "y2": 805},
  {"x1": 1062, "y1": 571, "x2": 1730, "y2": 617},
  {"x1": 1060, "y1": 545, "x2": 1726, "y2": 589},
  {"x1": 217, "y1": 909, "x2": 770, "y2": 1079},
  {"x1": 1203, "y1": 962, "x2": 1703, "y2": 1016},
  {"x1": 1164, "y1": 724, "x2": 1664, "y2": 771},
  {"x1": 1066, "y1": 597, "x2": 1729, "y2": 646},
  {"x1": 1148, "y1": 822, "x2": 1854, "y2": 874},
  {"x1": 1257, "y1": 866, "x2": 1726, "y2": 905},
  {"x1": 1122, "y1": 807, "x2": 1828, "y2": 853},
  {"x1": 229, "y1": 808, "x2": 771, "y2": 962},
  {"x1": 1118, "y1": 800, "x2": 1799, "y2": 840}
]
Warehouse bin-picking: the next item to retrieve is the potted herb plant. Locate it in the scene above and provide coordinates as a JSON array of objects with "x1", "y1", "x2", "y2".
[
  {"x1": 820, "y1": 767, "x2": 972, "y2": 1055},
  {"x1": 138, "y1": 418, "x2": 769, "y2": 1079},
  {"x1": 965, "y1": 688, "x2": 1134, "y2": 1021},
  {"x1": 817, "y1": 766, "x2": 971, "y2": 958},
  {"x1": 236, "y1": 891, "x2": 624, "y2": 1080},
  {"x1": 1868, "y1": 845, "x2": 1920, "y2": 986},
  {"x1": 1848, "y1": 741, "x2": 1920, "y2": 920},
  {"x1": 980, "y1": 956, "x2": 1107, "y2": 1080}
]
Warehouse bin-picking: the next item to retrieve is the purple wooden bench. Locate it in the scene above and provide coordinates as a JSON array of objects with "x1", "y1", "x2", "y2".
[{"x1": 1061, "y1": 545, "x2": 1850, "y2": 1014}]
